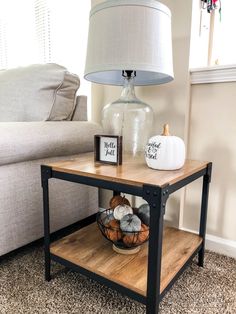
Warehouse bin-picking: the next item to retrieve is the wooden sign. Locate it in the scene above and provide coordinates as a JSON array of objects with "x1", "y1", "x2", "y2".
[{"x1": 94, "y1": 135, "x2": 122, "y2": 165}]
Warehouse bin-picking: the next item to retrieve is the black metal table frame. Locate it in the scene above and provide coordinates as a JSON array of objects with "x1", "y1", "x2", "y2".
[{"x1": 41, "y1": 162, "x2": 212, "y2": 314}]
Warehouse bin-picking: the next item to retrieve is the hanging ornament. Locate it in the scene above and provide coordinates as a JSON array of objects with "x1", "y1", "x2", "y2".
[
  {"x1": 201, "y1": 0, "x2": 221, "y2": 15},
  {"x1": 201, "y1": 0, "x2": 221, "y2": 20}
]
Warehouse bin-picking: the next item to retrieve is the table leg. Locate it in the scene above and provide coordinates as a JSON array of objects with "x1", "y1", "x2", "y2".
[
  {"x1": 144, "y1": 184, "x2": 169, "y2": 314},
  {"x1": 41, "y1": 165, "x2": 52, "y2": 281},
  {"x1": 113, "y1": 191, "x2": 121, "y2": 197},
  {"x1": 198, "y1": 163, "x2": 212, "y2": 267}
]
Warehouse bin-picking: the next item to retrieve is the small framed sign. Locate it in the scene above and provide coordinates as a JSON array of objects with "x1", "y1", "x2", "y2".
[{"x1": 94, "y1": 135, "x2": 122, "y2": 165}]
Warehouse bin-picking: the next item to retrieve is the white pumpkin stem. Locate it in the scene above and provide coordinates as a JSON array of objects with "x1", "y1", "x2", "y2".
[{"x1": 162, "y1": 124, "x2": 170, "y2": 136}]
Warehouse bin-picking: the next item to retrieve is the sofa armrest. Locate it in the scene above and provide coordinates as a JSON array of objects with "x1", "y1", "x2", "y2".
[
  {"x1": 72, "y1": 95, "x2": 87, "y2": 121},
  {"x1": 0, "y1": 121, "x2": 102, "y2": 166}
]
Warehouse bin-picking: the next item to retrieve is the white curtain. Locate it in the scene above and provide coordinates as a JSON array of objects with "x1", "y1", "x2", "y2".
[
  {"x1": 0, "y1": 0, "x2": 91, "y2": 117},
  {"x1": 0, "y1": 0, "x2": 40, "y2": 68}
]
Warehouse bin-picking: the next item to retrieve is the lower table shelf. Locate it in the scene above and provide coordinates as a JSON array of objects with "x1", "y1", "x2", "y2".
[{"x1": 50, "y1": 223, "x2": 202, "y2": 297}]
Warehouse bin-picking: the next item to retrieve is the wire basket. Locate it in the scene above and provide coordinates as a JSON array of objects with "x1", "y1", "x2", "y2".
[{"x1": 97, "y1": 208, "x2": 149, "y2": 250}]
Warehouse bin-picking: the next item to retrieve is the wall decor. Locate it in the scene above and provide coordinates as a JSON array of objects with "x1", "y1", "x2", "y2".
[
  {"x1": 145, "y1": 124, "x2": 185, "y2": 170},
  {"x1": 94, "y1": 135, "x2": 122, "y2": 165}
]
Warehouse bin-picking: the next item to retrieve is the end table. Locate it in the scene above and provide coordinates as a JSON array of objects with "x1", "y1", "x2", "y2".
[{"x1": 41, "y1": 152, "x2": 212, "y2": 314}]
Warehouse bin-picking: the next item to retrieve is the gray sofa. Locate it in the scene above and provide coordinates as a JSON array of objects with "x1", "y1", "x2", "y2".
[{"x1": 0, "y1": 64, "x2": 102, "y2": 256}]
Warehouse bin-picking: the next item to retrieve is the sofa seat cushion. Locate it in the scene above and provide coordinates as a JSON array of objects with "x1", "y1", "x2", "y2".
[
  {"x1": 0, "y1": 63, "x2": 80, "y2": 122},
  {"x1": 0, "y1": 121, "x2": 102, "y2": 166}
]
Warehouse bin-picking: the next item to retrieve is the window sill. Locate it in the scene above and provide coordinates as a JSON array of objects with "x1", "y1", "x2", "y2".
[{"x1": 190, "y1": 64, "x2": 236, "y2": 84}]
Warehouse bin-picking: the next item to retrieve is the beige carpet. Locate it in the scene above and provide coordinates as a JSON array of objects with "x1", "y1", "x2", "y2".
[{"x1": 0, "y1": 244, "x2": 235, "y2": 314}]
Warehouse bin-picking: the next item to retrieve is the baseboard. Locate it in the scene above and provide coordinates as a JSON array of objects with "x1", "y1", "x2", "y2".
[{"x1": 181, "y1": 227, "x2": 236, "y2": 259}]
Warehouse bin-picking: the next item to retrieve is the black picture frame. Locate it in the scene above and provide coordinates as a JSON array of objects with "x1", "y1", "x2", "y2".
[{"x1": 94, "y1": 135, "x2": 122, "y2": 165}]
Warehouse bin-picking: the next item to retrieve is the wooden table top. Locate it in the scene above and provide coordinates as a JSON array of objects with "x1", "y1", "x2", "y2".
[{"x1": 47, "y1": 152, "x2": 209, "y2": 188}]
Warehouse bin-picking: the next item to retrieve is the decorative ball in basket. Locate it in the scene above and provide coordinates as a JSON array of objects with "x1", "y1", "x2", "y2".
[
  {"x1": 97, "y1": 195, "x2": 150, "y2": 254},
  {"x1": 145, "y1": 124, "x2": 185, "y2": 170}
]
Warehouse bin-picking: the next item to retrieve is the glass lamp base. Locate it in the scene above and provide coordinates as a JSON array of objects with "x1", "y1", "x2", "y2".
[{"x1": 102, "y1": 76, "x2": 153, "y2": 158}]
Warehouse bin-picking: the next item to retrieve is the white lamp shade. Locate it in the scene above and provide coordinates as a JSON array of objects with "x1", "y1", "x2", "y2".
[{"x1": 84, "y1": 0, "x2": 174, "y2": 86}]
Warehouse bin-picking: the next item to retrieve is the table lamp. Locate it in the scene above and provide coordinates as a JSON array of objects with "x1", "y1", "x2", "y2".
[{"x1": 84, "y1": 0, "x2": 174, "y2": 157}]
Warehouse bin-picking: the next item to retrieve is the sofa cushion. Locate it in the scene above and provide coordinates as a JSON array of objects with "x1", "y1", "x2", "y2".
[
  {"x1": 0, "y1": 63, "x2": 80, "y2": 122},
  {"x1": 0, "y1": 121, "x2": 102, "y2": 166}
]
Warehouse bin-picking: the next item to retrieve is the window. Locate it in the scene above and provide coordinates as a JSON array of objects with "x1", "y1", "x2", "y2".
[
  {"x1": 0, "y1": 0, "x2": 91, "y2": 118},
  {"x1": 190, "y1": 0, "x2": 236, "y2": 68},
  {"x1": 211, "y1": 1, "x2": 236, "y2": 66},
  {"x1": 0, "y1": 0, "x2": 41, "y2": 68}
]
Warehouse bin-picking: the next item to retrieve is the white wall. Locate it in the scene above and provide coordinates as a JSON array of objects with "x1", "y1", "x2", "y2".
[
  {"x1": 90, "y1": 0, "x2": 236, "y2": 255},
  {"x1": 185, "y1": 82, "x2": 236, "y2": 242}
]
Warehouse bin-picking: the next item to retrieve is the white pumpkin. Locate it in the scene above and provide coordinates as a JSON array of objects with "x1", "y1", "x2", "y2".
[
  {"x1": 113, "y1": 204, "x2": 133, "y2": 220},
  {"x1": 145, "y1": 124, "x2": 185, "y2": 170}
]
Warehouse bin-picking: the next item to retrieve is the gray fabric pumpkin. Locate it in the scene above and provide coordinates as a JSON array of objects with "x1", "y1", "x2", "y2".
[
  {"x1": 100, "y1": 209, "x2": 114, "y2": 225},
  {"x1": 120, "y1": 214, "x2": 141, "y2": 234},
  {"x1": 138, "y1": 204, "x2": 150, "y2": 226},
  {"x1": 103, "y1": 213, "x2": 115, "y2": 225}
]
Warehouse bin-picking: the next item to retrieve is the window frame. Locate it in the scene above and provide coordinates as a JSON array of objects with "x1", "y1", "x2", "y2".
[
  {"x1": 190, "y1": 2, "x2": 236, "y2": 84},
  {"x1": 190, "y1": 64, "x2": 236, "y2": 84}
]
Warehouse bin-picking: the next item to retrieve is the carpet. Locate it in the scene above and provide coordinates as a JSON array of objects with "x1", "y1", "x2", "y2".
[{"x1": 0, "y1": 245, "x2": 235, "y2": 314}]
